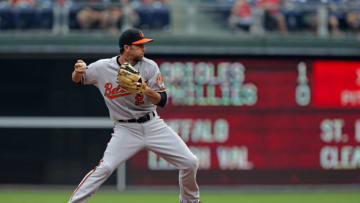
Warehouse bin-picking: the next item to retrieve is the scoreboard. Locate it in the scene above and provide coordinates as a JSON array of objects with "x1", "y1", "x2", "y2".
[{"x1": 128, "y1": 59, "x2": 360, "y2": 185}]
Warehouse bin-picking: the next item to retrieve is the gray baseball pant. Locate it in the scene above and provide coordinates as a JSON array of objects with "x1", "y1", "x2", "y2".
[{"x1": 68, "y1": 117, "x2": 200, "y2": 203}]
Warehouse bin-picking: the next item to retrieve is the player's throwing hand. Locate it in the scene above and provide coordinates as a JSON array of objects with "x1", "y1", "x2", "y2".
[
  {"x1": 72, "y1": 59, "x2": 88, "y2": 83},
  {"x1": 74, "y1": 59, "x2": 88, "y2": 74}
]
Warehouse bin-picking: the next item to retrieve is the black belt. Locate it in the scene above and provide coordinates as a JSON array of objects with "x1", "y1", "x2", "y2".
[{"x1": 118, "y1": 112, "x2": 155, "y2": 123}]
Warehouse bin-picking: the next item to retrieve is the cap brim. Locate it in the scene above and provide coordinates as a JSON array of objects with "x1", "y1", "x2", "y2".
[{"x1": 132, "y1": 38, "x2": 153, "y2": 45}]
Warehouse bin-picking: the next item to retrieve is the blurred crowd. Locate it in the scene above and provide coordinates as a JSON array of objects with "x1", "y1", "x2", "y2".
[
  {"x1": 0, "y1": 0, "x2": 360, "y2": 36},
  {"x1": 226, "y1": 0, "x2": 360, "y2": 36},
  {"x1": 0, "y1": 0, "x2": 170, "y2": 33}
]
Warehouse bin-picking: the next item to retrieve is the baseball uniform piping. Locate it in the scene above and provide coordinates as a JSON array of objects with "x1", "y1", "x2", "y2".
[
  {"x1": 69, "y1": 159, "x2": 103, "y2": 201},
  {"x1": 69, "y1": 168, "x2": 96, "y2": 201}
]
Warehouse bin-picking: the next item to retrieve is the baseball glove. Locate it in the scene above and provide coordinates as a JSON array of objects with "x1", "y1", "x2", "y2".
[{"x1": 117, "y1": 62, "x2": 146, "y2": 94}]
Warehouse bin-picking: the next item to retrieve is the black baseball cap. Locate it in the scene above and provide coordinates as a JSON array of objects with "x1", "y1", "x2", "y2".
[{"x1": 119, "y1": 28, "x2": 153, "y2": 48}]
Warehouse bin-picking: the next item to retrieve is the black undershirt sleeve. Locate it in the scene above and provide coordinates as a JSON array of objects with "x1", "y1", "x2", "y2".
[{"x1": 157, "y1": 91, "x2": 167, "y2": 107}]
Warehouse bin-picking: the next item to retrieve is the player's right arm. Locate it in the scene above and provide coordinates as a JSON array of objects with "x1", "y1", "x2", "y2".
[{"x1": 72, "y1": 59, "x2": 88, "y2": 84}]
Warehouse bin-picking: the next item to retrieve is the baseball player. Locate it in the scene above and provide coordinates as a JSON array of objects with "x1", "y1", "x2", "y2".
[{"x1": 69, "y1": 28, "x2": 201, "y2": 203}]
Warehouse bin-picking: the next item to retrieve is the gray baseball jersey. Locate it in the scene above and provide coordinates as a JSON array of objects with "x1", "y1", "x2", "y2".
[{"x1": 82, "y1": 56, "x2": 165, "y2": 120}]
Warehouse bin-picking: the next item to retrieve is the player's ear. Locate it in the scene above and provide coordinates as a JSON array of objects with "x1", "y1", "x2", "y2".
[{"x1": 124, "y1": 45, "x2": 131, "y2": 52}]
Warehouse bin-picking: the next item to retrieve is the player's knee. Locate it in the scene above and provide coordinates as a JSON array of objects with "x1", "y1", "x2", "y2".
[
  {"x1": 98, "y1": 163, "x2": 115, "y2": 176},
  {"x1": 185, "y1": 155, "x2": 199, "y2": 170}
]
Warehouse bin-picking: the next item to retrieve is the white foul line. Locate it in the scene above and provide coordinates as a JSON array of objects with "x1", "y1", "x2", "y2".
[{"x1": 0, "y1": 117, "x2": 113, "y2": 128}]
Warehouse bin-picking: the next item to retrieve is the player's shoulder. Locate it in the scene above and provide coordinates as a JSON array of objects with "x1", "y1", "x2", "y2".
[
  {"x1": 92, "y1": 57, "x2": 114, "y2": 66},
  {"x1": 88, "y1": 57, "x2": 115, "y2": 70},
  {"x1": 141, "y1": 57, "x2": 159, "y2": 68}
]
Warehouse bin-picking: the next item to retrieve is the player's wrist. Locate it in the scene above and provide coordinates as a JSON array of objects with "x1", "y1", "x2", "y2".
[
  {"x1": 143, "y1": 86, "x2": 152, "y2": 95},
  {"x1": 143, "y1": 87, "x2": 161, "y2": 104},
  {"x1": 72, "y1": 71, "x2": 83, "y2": 83}
]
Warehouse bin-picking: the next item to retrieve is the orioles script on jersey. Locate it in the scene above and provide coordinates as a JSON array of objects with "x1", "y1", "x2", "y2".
[{"x1": 104, "y1": 82, "x2": 132, "y2": 99}]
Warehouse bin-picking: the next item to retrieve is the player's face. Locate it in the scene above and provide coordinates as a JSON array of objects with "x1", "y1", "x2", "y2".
[{"x1": 129, "y1": 44, "x2": 145, "y2": 62}]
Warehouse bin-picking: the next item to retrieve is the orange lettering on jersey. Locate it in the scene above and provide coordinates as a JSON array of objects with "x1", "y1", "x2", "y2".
[
  {"x1": 156, "y1": 74, "x2": 163, "y2": 86},
  {"x1": 104, "y1": 83, "x2": 112, "y2": 97},
  {"x1": 104, "y1": 82, "x2": 132, "y2": 99}
]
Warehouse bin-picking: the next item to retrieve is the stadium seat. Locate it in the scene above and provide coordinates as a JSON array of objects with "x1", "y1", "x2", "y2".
[
  {"x1": 0, "y1": 7, "x2": 16, "y2": 29},
  {"x1": 135, "y1": 4, "x2": 170, "y2": 30}
]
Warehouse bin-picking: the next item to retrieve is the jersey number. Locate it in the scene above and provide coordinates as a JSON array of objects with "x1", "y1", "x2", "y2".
[{"x1": 135, "y1": 94, "x2": 144, "y2": 105}]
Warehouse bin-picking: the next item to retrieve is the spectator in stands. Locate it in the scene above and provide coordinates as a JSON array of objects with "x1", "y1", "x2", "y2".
[
  {"x1": 302, "y1": 0, "x2": 321, "y2": 34},
  {"x1": 281, "y1": 0, "x2": 304, "y2": 32},
  {"x1": 346, "y1": 8, "x2": 360, "y2": 35},
  {"x1": 76, "y1": 0, "x2": 121, "y2": 33},
  {"x1": 328, "y1": 0, "x2": 345, "y2": 36},
  {"x1": 255, "y1": 0, "x2": 288, "y2": 34},
  {"x1": 76, "y1": 0, "x2": 138, "y2": 33},
  {"x1": 228, "y1": 0, "x2": 253, "y2": 32}
]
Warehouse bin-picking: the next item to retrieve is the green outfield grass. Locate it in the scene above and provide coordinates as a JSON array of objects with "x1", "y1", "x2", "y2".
[{"x1": 0, "y1": 190, "x2": 359, "y2": 203}]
